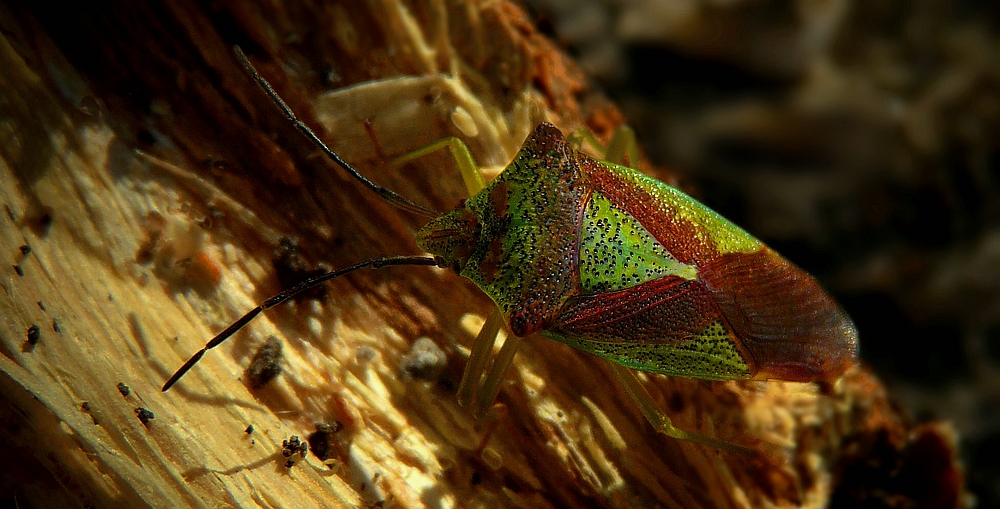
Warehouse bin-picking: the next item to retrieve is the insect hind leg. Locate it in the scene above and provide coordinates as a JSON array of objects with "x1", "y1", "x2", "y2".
[{"x1": 608, "y1": 362, "x2": 754, "y2": 455}]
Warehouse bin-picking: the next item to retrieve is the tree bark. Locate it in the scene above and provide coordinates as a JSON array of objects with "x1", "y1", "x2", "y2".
[{"x1": 0, "y1": 1, "x2": 965, "y2": 508}]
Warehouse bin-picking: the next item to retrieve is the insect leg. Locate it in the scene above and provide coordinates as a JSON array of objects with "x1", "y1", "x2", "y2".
[
  {"x1": 455, "y1": 308, "x2": 502, "y2": 407},
  {"x1": 473, "y1": 331, "x2": 522, "y2": 418},
  {"x1": 599, "y1": 126, "x2": 759, "y2": 451},
  {"x1": 392, "y1": 136, "x2": 517, "y2": 414},
  {"x1": 603, "y1": 125, "x2": 639, "y2": 170},
  {"x1": 567, "y1": 125, "x2": 639, "y2": 170},
  {"x1": 566, "y1": 128, "x2": 604, "y2": 153},
  {"x1": 391, "y1": 137, "x2": 486, "y2": 197},
  {"x1": 608, "y1": 362, "x2": 754, "y2": 455}
]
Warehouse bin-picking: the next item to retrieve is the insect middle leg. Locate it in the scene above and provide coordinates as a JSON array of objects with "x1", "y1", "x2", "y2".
[
  {"x1": 392, "y1": 138, "x2": 516, "y2": 417},
  {"x1": 569, "y1": 125, "x2": 640, "y2": 170},
  {"x1": 598, "y1": 125, "x2": 752, "y2": 454}
]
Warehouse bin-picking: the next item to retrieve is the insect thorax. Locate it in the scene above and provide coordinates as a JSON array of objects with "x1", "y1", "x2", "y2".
[{"x1": 416, "y1": 123, "x2": 585, "y2": 337}]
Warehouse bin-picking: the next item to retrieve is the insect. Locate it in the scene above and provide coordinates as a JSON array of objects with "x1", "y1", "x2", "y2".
[{"x1": 162, "y1": 47, "x2": 859, "y2": 452}]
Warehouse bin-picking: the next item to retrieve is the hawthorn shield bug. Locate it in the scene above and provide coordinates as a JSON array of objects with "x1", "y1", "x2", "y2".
[{"x1": 163, "y1": 47, "x2": 858, "y2": 452}]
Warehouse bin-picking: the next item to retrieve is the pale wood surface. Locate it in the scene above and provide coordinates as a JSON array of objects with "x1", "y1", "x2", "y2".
[{"x1": 0, "y1": 2, "x2": 963, "y2": 508}]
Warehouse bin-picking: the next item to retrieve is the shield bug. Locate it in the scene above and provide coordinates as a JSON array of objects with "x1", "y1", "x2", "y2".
[{"x1": 162, "y1": 47, "x2": 858, "y2": 452}]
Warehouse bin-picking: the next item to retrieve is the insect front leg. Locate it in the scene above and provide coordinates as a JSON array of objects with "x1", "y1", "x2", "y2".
[
  {"x1": 454, "y1": 308, "x2": 502, "y2": 409},
  {"x1": 392, "y1": 137, "x2": 486, "y2": 198},
  {"x1": 472, "y1": 328, "x2": 522, "y2": 418},
  {"x1": 393, "y1": 137, "x2": 514, "y2": 416}
]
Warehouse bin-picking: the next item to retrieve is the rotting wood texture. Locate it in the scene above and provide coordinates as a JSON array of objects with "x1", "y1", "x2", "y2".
[{"x1": 0, "y1": 2, "x2": 965, "y2": 508}]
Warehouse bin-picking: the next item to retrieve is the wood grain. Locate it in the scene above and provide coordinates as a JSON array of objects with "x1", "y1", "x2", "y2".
[{"x1": 0, "y1": 2, "x2": 964, "y2": 508}]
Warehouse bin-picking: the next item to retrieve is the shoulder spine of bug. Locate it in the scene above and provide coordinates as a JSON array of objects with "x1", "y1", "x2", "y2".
[{"x1": 163, "y1": 46, "x2": 858, "y2": 454}]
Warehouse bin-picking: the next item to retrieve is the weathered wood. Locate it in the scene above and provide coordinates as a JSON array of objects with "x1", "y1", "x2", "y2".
[{"x1": 0, "y1": 2, "x2": 964, "y2": 508}]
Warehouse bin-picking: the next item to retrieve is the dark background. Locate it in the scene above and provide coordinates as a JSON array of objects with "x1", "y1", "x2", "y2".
[{"x1": 525, "y1": 0, "x2": 999, "y2": 506}]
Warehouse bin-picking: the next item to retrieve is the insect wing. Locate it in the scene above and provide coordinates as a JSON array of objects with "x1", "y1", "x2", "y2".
[
  {"x1": 549, "y1": 154, "x2": 858, "y2": 382},
  {"x1": 698, "y1": 247, "x2": 858, "y2": 381}
]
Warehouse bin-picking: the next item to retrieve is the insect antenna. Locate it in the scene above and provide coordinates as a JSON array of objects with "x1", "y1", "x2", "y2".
[
  {"x1": 162, "y1": 255, "x2": 443, "y2": 392},
  {"x1": 233, "y1": 46, "x2": 439, "y2": 219}
]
